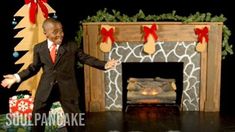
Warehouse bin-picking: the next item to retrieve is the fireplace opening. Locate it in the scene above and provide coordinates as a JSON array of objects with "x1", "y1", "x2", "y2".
[{"x1": 122, "y1": 62, "x2": 183, "y2": 111}]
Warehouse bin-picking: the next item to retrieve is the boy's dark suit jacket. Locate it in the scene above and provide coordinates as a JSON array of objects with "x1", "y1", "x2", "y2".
[{"x1": 18, "y1": 40, "x2": 106, "y2": 104}]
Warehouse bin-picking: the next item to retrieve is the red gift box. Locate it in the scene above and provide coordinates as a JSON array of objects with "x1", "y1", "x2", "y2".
[
  {"x1": 8, "y1": 94, "x2": 65, "y2": 126},
  {"x1": 9, "y1": 94, "x2": 33, "y2": 119}
]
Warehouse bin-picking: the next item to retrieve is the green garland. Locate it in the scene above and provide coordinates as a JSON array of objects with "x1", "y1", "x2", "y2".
[{"x1": 75, "y1": 8, "x2": 233, "y2": 59}]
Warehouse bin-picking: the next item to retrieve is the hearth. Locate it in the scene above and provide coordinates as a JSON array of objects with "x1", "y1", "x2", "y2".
[{"x1": 122, "y1": 62, "x2": 183, "y2": 111}]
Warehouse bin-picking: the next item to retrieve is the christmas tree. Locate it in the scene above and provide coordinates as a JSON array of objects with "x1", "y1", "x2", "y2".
[{"x1": 13, "y1": 0, "x2": 55, "y2": 98}]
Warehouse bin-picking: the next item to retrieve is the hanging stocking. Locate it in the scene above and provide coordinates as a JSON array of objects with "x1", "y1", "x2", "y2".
[
  {"x1": 142, "y1": 24, "x2": 158, "y2": 55},
  {"x1": 194, "y1": 26, "x2": 209, "y2": 52},
  {"x1": 99, "y1": 25, "x2": 115, "y2": 52}
]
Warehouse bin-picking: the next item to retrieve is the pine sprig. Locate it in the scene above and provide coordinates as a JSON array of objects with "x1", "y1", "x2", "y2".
[{"x1": 76, "y1": 9, "x2": 233, "y2": 59}]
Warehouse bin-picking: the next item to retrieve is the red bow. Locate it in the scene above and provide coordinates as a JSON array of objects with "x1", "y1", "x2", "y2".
[
  {"x1": 194, "y1": 27, "x2": 209, "y2": 44},
  {"x1": 24, "y1": 0, "x2": 48, "y2": 24},
  {"x1": 143, "y1": 24, "x2": 158, "y2": 42},
  {"x1": 101, "y1": 27, "x2": 115, "y2": 44}
]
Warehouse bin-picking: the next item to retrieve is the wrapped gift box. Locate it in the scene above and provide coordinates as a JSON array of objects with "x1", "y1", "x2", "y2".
[
  {"x1": 9, "y1": 94, "x2": 33, "y2": 119},
  {"x1": 48, "y1": 101, "x2": 65, "y2": 127},
  {"x1": 8, "y1": 94, "x2": 65, "y2": 127}
]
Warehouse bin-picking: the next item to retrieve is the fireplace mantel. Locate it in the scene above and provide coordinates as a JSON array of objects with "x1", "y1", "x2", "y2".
[{"x1": 82, "y1": 22, "x2": 222, "y2": 112}]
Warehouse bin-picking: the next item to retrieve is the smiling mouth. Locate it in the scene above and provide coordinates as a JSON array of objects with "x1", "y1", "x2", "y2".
[{"x1": 56, "y1": 37, "x2": 63, "y2": 44}]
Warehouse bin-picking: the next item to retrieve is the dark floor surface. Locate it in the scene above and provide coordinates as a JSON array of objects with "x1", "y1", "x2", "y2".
[
  {"x1": 1, "y1": 106, "x2": 235, "y2": 132},
  {"x1": 79, "y1": 106, "x2": 235, "y2": 132}
]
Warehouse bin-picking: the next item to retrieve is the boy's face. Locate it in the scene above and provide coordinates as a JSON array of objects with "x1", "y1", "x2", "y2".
[{"x1": 45, "y1": 22, "x2": 64, "y2": 45}]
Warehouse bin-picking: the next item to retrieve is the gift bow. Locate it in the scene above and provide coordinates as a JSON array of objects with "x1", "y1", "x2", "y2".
[
  {"x1": 24, "y1": 0, "x2": 48, "y2": 24},
  {"x1": 194, "y1": 27, "x2": 209, "y2": 44},
  {"x1": 100, "y1": 27, "x2": 115, "y2": 44},
  {"x1": 143, "y1": 24, "x2": 158, "y2": 42}
]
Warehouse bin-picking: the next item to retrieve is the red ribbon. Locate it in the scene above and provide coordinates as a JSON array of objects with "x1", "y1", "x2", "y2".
[
  {"x1": 24, "y1": 0, "x2": 48, "y2": 24},
  {"x1": 100, "y1": 27, "x2": 115, "y2": 44},
  {"x1": 143, "y1": 24, "x2": 158, "y2": 42},
  {"x1": 194, "y1": 27, "x2": 209, "y2": 44}
]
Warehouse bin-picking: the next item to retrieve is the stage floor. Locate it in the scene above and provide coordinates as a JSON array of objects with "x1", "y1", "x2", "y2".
[{"x1": 1, "y1": 106, "x2": 235, "y2": 132}]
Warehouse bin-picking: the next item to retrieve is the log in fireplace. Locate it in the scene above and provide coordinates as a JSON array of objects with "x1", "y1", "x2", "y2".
[
  {"x1": 122, "y1": 62, "x2": 183, "y2": 111},
  {"x1": 127, "y1": 77, "x2": 177, "y2": 104}
]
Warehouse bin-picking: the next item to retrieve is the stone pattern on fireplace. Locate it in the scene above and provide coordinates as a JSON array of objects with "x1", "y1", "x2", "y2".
[{"x1": 104, "y1": 41, "x2": 200, "y2": 111}]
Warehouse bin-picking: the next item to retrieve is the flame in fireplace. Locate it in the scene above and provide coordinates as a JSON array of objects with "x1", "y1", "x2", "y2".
[{"x1": 141, "y1": 87, "x2": 159, "y2": 96}]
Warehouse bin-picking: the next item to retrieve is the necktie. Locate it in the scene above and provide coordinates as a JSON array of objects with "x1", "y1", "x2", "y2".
[{"x1": 50, "y1": 44, "x2": 57, "y2": 64}]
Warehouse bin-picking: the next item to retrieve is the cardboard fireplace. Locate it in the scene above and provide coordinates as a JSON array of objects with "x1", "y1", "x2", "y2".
[{"x1": 82, "y1": 22, "x2": 222, "y2": 112}]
